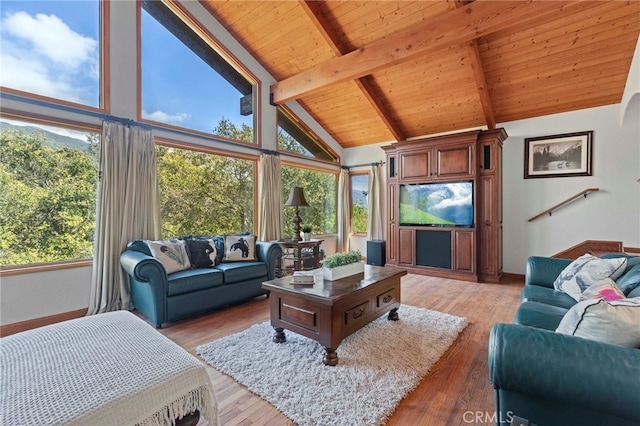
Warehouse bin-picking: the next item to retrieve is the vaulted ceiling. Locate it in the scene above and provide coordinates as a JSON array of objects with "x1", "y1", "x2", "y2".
[{"x1": 201, "y1": 1, "x2": 640, "y2": 148}]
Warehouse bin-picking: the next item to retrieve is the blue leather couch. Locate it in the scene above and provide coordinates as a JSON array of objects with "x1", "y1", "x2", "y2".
[
  {"x1": 489, "y1": 254, "x2": 640, "y2": 426},
  {"x1": 120, "y1": 238, "x2": 282, "y2": 328}
]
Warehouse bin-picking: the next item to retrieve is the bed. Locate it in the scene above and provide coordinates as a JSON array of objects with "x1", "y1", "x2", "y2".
[{"x1": 0, "y1": 311, "x2": 218, "y2": 426}]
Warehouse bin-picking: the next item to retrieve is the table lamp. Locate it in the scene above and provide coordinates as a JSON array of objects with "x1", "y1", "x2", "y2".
[{"x1": 284, "y1": 187, "x2": 308, "y2": 241}]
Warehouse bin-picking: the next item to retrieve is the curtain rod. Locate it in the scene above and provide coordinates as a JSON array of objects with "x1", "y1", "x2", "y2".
[{"x1": 343, "y1": 161, "x2": 385, "y2": 169}]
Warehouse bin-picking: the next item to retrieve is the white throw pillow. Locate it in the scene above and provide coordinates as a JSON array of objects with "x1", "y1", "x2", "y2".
[
  {"x1": 553, "y1": 253, "x2": 627, "y2": 301},
  {"x1": 556, "y1": 297, "x2": 640, "y2": 348},
  {"x1": 223, "y1": 235, "x2": 256, "y2": 262},
  {"x1": 147, "y1": 239, "x2": 191, "y2": 274},
  {"x1": 579, "y1": 278, "x2": 625, "y2": 302}
]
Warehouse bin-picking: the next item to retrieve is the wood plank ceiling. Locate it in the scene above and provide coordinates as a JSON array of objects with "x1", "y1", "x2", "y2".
[{"x1": 201, "y1": 1, "x2": 640, "y2": 148}]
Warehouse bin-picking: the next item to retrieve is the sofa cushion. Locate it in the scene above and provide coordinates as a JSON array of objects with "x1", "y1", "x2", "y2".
[
  {"x1": 167, "y1": 268, "x2": 224, "y2": 296},
  {"x1": 553, "y1": 253, "x2": 627, "y2": 301},
  {"x1": 214, "y1": 261, "x2": 267, "y2": 284},
  {"x1": 615, "y1": 263, "x2": 640, "y2": 296},
  {"x1": 515, "y1": 301, "x2": 569, "y2": 331},
  {"x1": 578, "y1": 279, "x2": 625, "y2": 302},
  {"x1": 223, "y1": 235, "x2": 257, "y2": 262},
  {"x1": 556, "y1": 297, "x2": 640, "y2": 348},
  {"x1": 147, "y1": 239, "x2": 191, "y2": 274},
  {"x1": 520, "y1": 284, "x2": 577, "y2": 310}
]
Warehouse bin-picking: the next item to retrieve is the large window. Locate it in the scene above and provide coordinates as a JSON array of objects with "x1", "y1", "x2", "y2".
[
  {"x1": 281, "y1": 165, "x2": 337, "y2": 238},
  {"x1": 0, "y1": 1, "x2": 102, "y2": 108},
  {"x1": 278, "y1": 107, "x2": 338, "y2": 162},
  {"x1": 141, "y1": 1, "x2": 256, "y2": 142},
  {"x1": 0, "y1": 119, "x2": 99, "y2": 267},
  {"x1": 156, "y1": 143, "x2": 256, "y2": 238},
  {"x1": 350, "y1": 173, "x2": 369, "y2": 234}
]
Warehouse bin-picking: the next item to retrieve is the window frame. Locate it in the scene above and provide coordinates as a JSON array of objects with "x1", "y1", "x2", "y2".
[
  {"x1": 138, "y1": 1, "x2": 261, "y2": 147},
  {"x1": 0, "y1": 0, "x2": 108, "y2": 113},
  {"x1": 154, "y1": 137, "x2": 260, "y2": 237},
  {"x1": 349, "y1": 171, "x2": 369, "y2": 235},
  {"x1": 281, "y1": 161, "x2": 339, "y2": 236},
  {"x1": 277, "y1": 105, "x2": 339, "y2": 164},
  {"x1": 0, "y1": 112, "x2": 101, "y2": 275}
]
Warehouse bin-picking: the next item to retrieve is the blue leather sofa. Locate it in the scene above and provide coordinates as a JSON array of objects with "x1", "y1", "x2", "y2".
[
  {"x1": 489, "y1": 254, "x2": 640, "y2": 426},
  {"x1": 120, "y1": 238, "x2": 282, "y2": 328}
]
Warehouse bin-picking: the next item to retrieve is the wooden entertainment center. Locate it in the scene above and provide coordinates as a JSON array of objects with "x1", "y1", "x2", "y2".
[{"x1": 382, "y1": 128, "x2": 507, "y2": 283}]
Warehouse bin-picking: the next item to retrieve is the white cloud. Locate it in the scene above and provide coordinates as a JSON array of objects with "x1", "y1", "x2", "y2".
[
  {"x1": 0, "y1": 48, "x2": 83, "y2": 102},
  {"x1": 2, "y1": 11, "x2": 97, "y2": 69},
  {"x1": 0, "y1": 11, "x2": 98, "y2": 105},
  {"x1": 143, "y1": 110, "x2": 191, "y2": 125}
]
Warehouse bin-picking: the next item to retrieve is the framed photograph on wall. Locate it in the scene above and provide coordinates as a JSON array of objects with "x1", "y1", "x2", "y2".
[{"x1": 524, "y1": 131, "x2": 593, "y2": 179}]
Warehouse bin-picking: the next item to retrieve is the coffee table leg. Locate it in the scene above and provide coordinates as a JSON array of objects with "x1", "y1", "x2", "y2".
[
  {"x1": 323, "y1": 347, "x2": 338, "y2": 366},
  {"x1": 388, "y1": 307, "x2": 399, "y2": 321},
  {"x1": 273, "y1": 327, "x2": 287, "y2": 343}
]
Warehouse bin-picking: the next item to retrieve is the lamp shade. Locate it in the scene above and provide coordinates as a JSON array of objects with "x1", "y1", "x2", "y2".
[{"x1": 284, "y1": 187, "x2": 309, "y2": 207}]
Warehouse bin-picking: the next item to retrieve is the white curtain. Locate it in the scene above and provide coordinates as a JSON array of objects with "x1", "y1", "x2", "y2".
[
  {"x1": 337, "y1": 168, "x2": 351, "y2": 252},
  {"x1": 367, "y1": 163, "x2": 384, "y2": 240},
  {"x1": 258, "y1": 152, "x2": 283, "y2": 241},
  {"x1": 88, "y1": 121, "x2": 161, "y2": 315}
]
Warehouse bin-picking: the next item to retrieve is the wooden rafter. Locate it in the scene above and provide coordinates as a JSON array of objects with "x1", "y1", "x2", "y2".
[
  {"x1": 271, "y1": 1, "x2": 583, "y2": 104},
  {"x1": 454, "y1": 0, "x2": 495, "y2": 129},
  {"x1": 298, "y1": 0, "x2": 404, "y2": 141}
]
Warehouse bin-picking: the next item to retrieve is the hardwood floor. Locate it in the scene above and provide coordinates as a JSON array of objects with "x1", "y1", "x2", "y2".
[{"x1": 157, "y1": 273, "x2": 524, "y2": 426}]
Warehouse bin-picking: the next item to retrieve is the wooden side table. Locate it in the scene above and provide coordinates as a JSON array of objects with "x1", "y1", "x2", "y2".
[{"x1": 276, "y1": 239, "x2": 324, "y2": 276}]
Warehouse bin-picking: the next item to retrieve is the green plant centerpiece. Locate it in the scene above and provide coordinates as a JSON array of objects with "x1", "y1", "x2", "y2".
[
  {"x1": 301, "y1": 225, "x2": 312, "y2": 234},
  {"x1": 322, "y1": 250, "x2": 364, "y2": 280}
]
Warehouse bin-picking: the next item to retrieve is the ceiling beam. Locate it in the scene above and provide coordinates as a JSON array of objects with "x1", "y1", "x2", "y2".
[
  {"x1": 454, "y1": 0, "x2": 495, "y2": 129},
  {"x1": 298, "y1": 0, "x2": 405, "y2": 141},
  {"x1": 466, "y1": 38, "x2": 496, "y2": 129},
  {"x1": 271, "y1": 1, "x2": 583, "y2": 104}
]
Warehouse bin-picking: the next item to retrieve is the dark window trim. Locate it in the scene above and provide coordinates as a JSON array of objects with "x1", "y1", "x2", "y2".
[
  {"x1": 277, "y1": 106, "x2": 339, "y2": 163},
  {"x1": 142, "y1": 1, "x2": 251, "y2": 96}
]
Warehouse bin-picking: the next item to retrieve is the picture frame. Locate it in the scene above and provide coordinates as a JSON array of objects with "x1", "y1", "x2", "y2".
[{"x1": 524, "y1": 131, "x2": 593, "y2": 179}]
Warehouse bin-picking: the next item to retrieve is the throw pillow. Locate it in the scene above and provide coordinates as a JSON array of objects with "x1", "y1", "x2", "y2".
[
  {"x1": 553, "y1": 253, "x2": 627, "y2": 301},
  {"x1": 556, "y1": 297, "x2": 640, "y2": 348},
  {"x1": 185, "y1": 238, "x2": 218, "y2": 268},
  {"x1": 147, "y1": 239, "x2": 191, "y2": 274},
  {"x1": 615, "y1": 263, "x2": 640, "y2": 296},
  {"x1": 223, "y1": 234, "x2": 256, "y2": 262},
  {"x1": 579, "y1": 278, "x2": 625, "y2": 302}
]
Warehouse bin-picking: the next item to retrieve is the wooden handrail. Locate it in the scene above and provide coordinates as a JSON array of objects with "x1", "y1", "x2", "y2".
[{"x1": 528, "y1": 188, "x2": 600, "y2": 222}]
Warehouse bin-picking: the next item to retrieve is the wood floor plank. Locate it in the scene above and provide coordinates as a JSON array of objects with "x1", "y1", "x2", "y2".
[{"x1": 156, "y1": 273, "x2": 523, "y2": 425}]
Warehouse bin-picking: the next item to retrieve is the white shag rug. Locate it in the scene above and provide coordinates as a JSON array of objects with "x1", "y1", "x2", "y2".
[{"x1": 196, "y1": 304, "x2": 467, "y2": 426}]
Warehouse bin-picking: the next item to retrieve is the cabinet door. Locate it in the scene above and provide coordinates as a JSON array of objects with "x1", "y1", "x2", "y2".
[
  {"x1": 398, "y1": 228, "x2": 414, "y2": 265},
  {"x1": 387, "y1": 223, "x2": 398, "y2": 264},
  {"x1": 400, "y1": 151, "x2": 432, "y2": 180},
  {"x1": 386, "y1": 183, "x2": 398, "y2": 265},
  {"x1": 479, "y1": 224, "x2": 495, "y2": 276},
  {"x1": 479, "y1": 175, "x2": 495, "y2": 225},
  {"x1": 435, "y1": 144, "x2": 473, "y2": 179},
  {"x1": 454, "y1": 229, "x2": 474, "y2": 273}
]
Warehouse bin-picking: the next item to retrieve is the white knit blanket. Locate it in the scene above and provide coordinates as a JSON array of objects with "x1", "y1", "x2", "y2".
[{"x1": 0, "y1": 311, "x2": 218, "y2": 426}]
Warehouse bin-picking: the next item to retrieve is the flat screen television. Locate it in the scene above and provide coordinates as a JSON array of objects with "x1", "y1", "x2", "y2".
[{"x1": 399, "y1": 181, "x2": 473, "y2": 227}]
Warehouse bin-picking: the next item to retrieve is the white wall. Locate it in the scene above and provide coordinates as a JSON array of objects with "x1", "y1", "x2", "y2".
[{"x1": 500, "y1": 104, "x2": 640, "y2": 274}]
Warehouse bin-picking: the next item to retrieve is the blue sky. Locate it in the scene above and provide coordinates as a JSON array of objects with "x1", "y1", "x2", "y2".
[{"x1": 0, "y1": 1, "x2": 251, "y2": 134}]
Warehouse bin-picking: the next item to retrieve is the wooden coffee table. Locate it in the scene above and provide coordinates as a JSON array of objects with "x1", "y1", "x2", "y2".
[{"x1": 262, "y1": 265, "x2": 407, "y2": 366}]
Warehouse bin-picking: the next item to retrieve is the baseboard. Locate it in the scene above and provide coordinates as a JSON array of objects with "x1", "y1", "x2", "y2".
[
  {"x1": 501, "y1": 272, "x2": 525, "y2": 282},
  {"x1": 0, "y1": 308, "x2": 88, "y2": 337}
]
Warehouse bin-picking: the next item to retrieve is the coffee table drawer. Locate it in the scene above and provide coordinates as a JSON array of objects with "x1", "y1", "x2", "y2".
[
  {"x1": 376, "y1": 287, "x2": 399, "y2": 311},
  {"x1": 344, "y1": 300, "x2": 370, "y2": 327}
]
